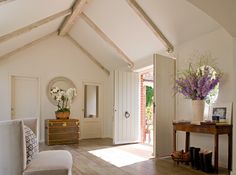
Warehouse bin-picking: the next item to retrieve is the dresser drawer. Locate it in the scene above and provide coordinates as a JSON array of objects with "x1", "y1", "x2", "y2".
[{"x1": 48, "y1": 127, "x2": 78, "y2": 134}]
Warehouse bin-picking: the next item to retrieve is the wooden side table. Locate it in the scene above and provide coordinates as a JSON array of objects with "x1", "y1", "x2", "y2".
[{"x1": 173, "y1": 122, "x2": 232, "y2": 173}]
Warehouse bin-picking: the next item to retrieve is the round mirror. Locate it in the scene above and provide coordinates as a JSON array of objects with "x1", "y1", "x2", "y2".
[
  {"x1": 197, "y1": 65, "x2": 219, "y2": 105},
  {"x1": 47, "y1": 77, "x2": 76, "y2": 105}
]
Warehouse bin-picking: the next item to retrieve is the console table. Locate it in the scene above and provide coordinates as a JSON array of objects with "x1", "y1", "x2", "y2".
[{"x1": 173, "y1": 122, "x2": 232, "y2": 173}]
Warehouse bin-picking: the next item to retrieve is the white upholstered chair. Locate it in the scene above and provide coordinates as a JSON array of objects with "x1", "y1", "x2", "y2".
[{"x1": 0, "y1": 119, "x2": 73, "y2": 175}]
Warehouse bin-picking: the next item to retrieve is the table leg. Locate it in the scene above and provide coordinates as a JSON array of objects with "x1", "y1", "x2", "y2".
[
  {"x1": 214, "y1": 134, "x2": 219, "y2": 173},
  {"x1": 228, "y1": 133, "x2": 232, "y2": 170},
  {"x1": 173, "y1": 129, "x2": 176, "y2": 151},
  {"x1": 185, "y1": 132, "x2": 190, "y2": 152}
]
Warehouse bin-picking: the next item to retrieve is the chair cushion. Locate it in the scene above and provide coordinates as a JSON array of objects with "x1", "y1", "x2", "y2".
[
  {"x1": 24, "y1": 125, "x2": 38, "y2": 164},
  {"x1": 23, "y1": 150, "x2": 72, "y2": 175}
]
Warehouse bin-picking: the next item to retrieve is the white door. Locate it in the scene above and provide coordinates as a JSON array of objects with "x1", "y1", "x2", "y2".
[
  {"x1": 113, "y1": 71, "x2": 140, "y2": 144},
  {"x1": 153, "y1": 54, "x2": 176, "y2": 157},
  {"x1": 11, "y1": 75, "x2": 40, "y2": 119},
  {"x1": 82, "y1": 83, "x2": 102, "y2": 139}
]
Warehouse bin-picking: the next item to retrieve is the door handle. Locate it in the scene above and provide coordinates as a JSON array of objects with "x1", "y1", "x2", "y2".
[
  {"x1": 125, "y1": 111, "x2": 130, "y2": 119},
  {"x1": 153, "y1": 102, "x2": 156, "y2": 114}
]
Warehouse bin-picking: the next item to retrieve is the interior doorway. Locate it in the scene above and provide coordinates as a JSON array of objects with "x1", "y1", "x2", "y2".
[
  {"x1": 11, "y1": 75, "x2": 40, "y2": 120},
  {"x1": 140, "y1": 70, "x2": 154, "y2": 146}
]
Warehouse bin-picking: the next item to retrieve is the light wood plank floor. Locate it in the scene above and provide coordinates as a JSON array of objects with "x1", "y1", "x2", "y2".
[{"x1": 40, "y1": 139, "x2": 229, "y2": 175}]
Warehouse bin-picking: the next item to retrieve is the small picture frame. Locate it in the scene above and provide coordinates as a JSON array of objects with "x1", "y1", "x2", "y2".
[{"x1": 208, "y1": 103, "x2": 232, "y2": 124}]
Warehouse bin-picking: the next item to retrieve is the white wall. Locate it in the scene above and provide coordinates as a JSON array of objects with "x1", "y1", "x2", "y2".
[
  {"x1": 233, "y1": 38, "x2": 236, "y2": 175},
  {"x1": 0, "y1": 34, "x2": 113, "y2": 140},
  {"x1": 175, "y1": 28, "x2": 234, "y2": 167}
]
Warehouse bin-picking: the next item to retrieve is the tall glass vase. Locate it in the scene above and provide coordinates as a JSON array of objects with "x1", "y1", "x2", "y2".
[{"x1": 192, "y1": 100, "x2": 205, "y2": 123}]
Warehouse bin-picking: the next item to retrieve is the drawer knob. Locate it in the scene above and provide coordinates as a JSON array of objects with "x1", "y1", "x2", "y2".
[{"x1": 62, "y1": 122, "x2": 67, "y2": 127}]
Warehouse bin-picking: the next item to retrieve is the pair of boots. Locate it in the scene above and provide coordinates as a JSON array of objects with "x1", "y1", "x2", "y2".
[{"x1": 190, "y1": 147, "x2": 214, "y2": 173}]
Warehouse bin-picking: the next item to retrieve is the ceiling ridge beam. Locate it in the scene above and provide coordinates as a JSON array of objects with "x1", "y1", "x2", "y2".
[
  {"x1": 67, "y1": 35, "x2": 110, "y2": 75},
  {"x1": 0, "y1": 32, "x2": 56, "y2": 60},
  {"x1": 0, "y1": 9, "x2": 72, "y2": 43},
  {"x1": 127, "y1": 0, "x2": 174, "y2": 53},
  {"x1": 80, "y1": 12, "x2": 134, "y2": 68},
  {"x1": 58, "y1": 0, "x2": 89, "y2": 36}
]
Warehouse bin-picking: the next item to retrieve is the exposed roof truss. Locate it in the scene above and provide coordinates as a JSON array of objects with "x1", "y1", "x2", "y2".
[
  {"x1": 58, "y1": 0, "x2": 89, "y2": 36},
  {"x1": 127, "y1": 0, "x2": 174, "y2": 53},
  {"x1": 0, "y1": 32, "x2": 56, "y2": 60},
  {"x1": 67, "y1": 35, "x2": 110, "y2": 75},
  {"x1": 81, "y1": 12, "x2": 134, "y2": 68},
  {"x1": 0, "y1": 9, "x2": 72, "y2": 43}
]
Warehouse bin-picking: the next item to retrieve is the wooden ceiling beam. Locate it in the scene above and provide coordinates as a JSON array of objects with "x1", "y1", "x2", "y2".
[
  {"x1": 127, "y1": 0, "x2": 174, "y2": 53},
  {"x1": 0, "y1": 32, "x2": 56, "y2": 60},
  {"x1": 80, "y1": 13, "x2": 134, "y2": 68},
  {"x1": 67, "y1": 35, "x2": 110, "y2": 75},
  {"x1": 0, "y1": 9, "x2": 71, "y2": 43},
  {"x1": 58, "y1": 0, "x2": 88, "y2": 36},
  {"x1": 0, "y1": 0, "x2": 15, "y2": 6}
]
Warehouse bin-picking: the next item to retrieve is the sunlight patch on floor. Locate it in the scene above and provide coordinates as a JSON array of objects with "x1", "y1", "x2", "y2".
[{"x1": 88, "y1": 144, "x2": 153, "y2": 167}]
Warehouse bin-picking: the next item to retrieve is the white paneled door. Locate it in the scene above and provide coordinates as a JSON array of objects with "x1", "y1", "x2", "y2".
[
  {"x1": 11, "y1": 75, "x2": 40, "y2": 120},
  {"x1": 82, "y1": 83, "x2": 102, "y2": 139},
  {"x1": 113, "y1": 71, "x2": 140, "y2": 144},
  {"x1": 153, "y1": 54, "x2": 176, "y2": 157}
]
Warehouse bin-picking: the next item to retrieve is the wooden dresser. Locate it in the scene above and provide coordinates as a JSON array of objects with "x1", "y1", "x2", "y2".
[{"x1": 45, "y1": 119, "x2": 79, "y2": 145}]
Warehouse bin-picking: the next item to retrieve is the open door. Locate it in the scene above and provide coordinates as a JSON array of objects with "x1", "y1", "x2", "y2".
[
  {"x1": 113, "y1": 70, "x2": 140, "y2": 144},
  {"x1": 153, "y1": 54, "x2": 176, "y2": 157}
]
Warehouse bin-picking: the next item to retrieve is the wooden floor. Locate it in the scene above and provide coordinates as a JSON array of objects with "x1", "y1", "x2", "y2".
[{"x1": 40, "y1": 139, "x2": 229, "y2": 175}]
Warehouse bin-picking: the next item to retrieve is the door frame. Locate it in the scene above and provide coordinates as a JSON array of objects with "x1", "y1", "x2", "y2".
[
  {"x1": 81, "y1": 81, "x2": 103, "y2": 139},
  {"x1": 136, "y1": 66, "x2": 156, "y2": 158},
  {"x1": 153, "y1": 57, "x2": 157, "y2": 158},
  {"x1": 9, "y1": 74, "x2": 41, "y2": 138}
]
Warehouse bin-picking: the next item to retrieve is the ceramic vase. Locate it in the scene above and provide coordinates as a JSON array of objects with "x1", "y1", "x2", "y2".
[{"x1": 192, "y1": 100, "x2": 205, "y2": 122}]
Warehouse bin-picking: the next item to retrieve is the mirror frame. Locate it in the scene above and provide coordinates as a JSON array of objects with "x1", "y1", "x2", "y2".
[{"x1": 47, "y1": 76, "x2": 76, "y2": 106}]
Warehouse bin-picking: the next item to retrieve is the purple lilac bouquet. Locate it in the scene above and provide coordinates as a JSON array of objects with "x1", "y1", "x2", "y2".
[{"x1": 174, "y1": 63, "x2": 222, "y2": 100}]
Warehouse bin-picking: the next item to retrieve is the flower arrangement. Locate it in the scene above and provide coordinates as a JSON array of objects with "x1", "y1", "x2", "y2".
[
  {"x1": 174, "y1": 55, "x2": 222, "y2": 102},
  {"x1": 50, "y1": 87, "x2": 77, "y2": 113}
]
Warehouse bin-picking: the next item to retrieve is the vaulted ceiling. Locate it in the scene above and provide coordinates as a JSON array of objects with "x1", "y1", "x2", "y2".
[
  {"x1": 1, "y1": 0, "x2": 233, "y2": 72},
  {"x1": 187, "y1": 0, "x2": 236, "y2": 37}
]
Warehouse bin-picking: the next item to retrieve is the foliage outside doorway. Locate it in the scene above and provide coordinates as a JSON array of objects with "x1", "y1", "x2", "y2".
[{"x1": 140, "y1": 72, "x2": 153, "y2": 145}]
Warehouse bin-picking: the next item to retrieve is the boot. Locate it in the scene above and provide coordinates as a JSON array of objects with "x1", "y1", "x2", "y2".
[
  {"x1": 203, "y1": 152, "x2": 214, "y2": 173},
  {"x1": 193, "y1": 147, "x2": 201, "y2": 170},
  {"x1": 199, "y1": 152, "x2": 205, "y2": 171},
  {"x1": 189, "y1": 147, "x2": 195, "y2": 168}
]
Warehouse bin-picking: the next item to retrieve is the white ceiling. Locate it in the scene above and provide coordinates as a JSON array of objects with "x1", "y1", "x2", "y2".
[
  {"x1": 70, "y1": 19, "x2": 127, "y2": 70},
  {"x1": 83, "y1": 0, "x2": 164, "y2": 61},
  {"x1": 137, "y1": 0, "x2": 220, "y2": 45},
  {"x1": 0, "y1": 0, "x2": 233, "y2": 70},
  {"x1": 186, "y1": 0, "x2": 236, "y2": 37},
  {"x1": 0, "y1": 0, "x2": 73, "y2": 36},
  {"x1": 0, "y1": 17, "x2": 64, "y2": 57}
]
